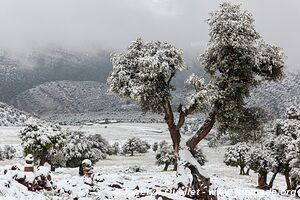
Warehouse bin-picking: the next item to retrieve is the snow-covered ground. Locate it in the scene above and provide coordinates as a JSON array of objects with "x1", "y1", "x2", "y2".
[{"x1": 0, "y1": 123, "x2": 296, "y2": 200}]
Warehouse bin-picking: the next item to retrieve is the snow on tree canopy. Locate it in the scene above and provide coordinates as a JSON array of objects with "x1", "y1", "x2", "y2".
[
  {"x1": 107, "y1": 38, "x2": 186, "y2": 113},
  {"x1": 62, "y1": 131, "x2": 109, "y2": 167},
  {"x1": 199, "y1": 2, "x2": 285, "y2": 134},
  {"x1": 122, "y1": 137, "x2": 150, "y2": 156},
  {"x1": 224, "y1": 142, "x2": 250, "y2": 169},
  {"x1": 20, "y1": 124, "x2": 66, "y2": 165}
]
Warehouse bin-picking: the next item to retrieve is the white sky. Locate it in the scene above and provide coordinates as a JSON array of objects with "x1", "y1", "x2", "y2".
[{"x1": 0, "y1": 0, "x2": 299, "y2": 71}]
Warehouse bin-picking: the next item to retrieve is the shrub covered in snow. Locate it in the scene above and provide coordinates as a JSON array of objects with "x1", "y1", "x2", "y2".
[
  {"x1": 155, "y1": 140, "x2": 176, "y2": 171},
  {"x1": 107, "y1": 142, "x2": 120, "y2": 155},
  {"x1": 0, "y1": 145, "x2": 17, "y2": 160},
  {"x1": 122, "y1": 137, "x2": 150, "y2": 156},
  {"x1": 19, "y1": 124, "x2": 67, "y2": 165},
  {"x1": 62, "y1": 131, "x2": 109, "y2": 167},
  {"x1": 224, "y1": 143, "x2": 250, "y2": 175}
]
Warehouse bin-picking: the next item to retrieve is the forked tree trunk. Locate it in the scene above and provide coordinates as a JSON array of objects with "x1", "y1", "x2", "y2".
[
  {"x1": 163, "y1": 102, "x2": 217, "y2": 200},
  {"x1": 284, "y1": 171, "x2": 292, "y2": 191},
  {"x1": 257, "y1": 172, "x2": 268, "y2": 189}
]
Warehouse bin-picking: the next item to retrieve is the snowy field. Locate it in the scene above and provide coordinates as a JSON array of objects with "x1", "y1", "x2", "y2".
[{"x1": 0, "y1": 123, "x2": 296, "y2": 200}]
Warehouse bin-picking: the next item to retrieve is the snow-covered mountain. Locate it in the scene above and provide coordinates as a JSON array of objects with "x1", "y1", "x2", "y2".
[
  {"x1": 0, "y1": 102, "x2": 35, "y2": 126},
  {"x1": 11, "y1": 81, "x2": 137, "y2": 115},
  {"x1": 10, "y1": 73, "x2": 300, "y2": 120}
]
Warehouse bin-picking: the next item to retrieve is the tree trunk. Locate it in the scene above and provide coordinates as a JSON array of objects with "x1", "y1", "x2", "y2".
[
  {"x1": 245, "y1": 168, "x2": 250, "y2": 175},
  {"x1": 240, "y1": 166, "x2": 245, "y2": 175},
  {"x1": 268, "y1": 170, "x2": 278, "y2": 188},
  {"x1": 173, "y1": 161, "x2": 178, "y2": 171},
  {"x1": 130, "y1": 150, "x2": 134, "y2": 156},
  {"x1": 164, "y1": 163, "x2": 169, "y2": 171},
  {"x1": 258, "y1": 172, "x2": 268, "y2": 189},
  {"x1": 284, "y1": 171, "x2": 292, "y2": 191}
]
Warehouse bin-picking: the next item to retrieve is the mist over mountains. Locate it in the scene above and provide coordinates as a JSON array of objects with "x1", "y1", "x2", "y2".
[
  {"x1": 0, "y1": 47, "x2": 299, "y2": 123},
  {"x1": 0, "y1": 47, "x2": 206, "y2": 103},
  {"x1": 0, "y1": 48, "x2": 111, "y2": 102}
]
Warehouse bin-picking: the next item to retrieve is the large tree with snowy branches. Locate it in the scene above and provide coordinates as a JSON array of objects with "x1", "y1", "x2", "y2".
[{"x1": 107, "y1": 3, "x2": 285, "y2": 198}]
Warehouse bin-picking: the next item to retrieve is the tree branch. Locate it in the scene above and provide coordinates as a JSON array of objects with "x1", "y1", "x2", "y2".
[
  {"x1": 176, "y1": 103, "x2": 197, "y2": 129},
  {"x1": 186, "y1": 110, "x2": 216, "y2": 150},
  {"x1": 167, "y1": 73, "x2": 175, "y2": 86}
]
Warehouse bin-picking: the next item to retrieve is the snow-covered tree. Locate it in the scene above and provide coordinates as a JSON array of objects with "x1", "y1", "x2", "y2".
[
  {"x1": 290, "y1": 139, "x2": 300, "y2": 190},
  {"x1": 274, "y1": 106, "x2": 300, "y2": 189},
  {"x1": 155, "y1": 140, "x2": 176, "y2": 171},
  {"x1": 122, "y1": 137, "x2": 150, "y2": 156},
  {"x1": 107, "y1": 3, "x2": 285, "y2": 198},
  {"x1": 62, "y1": 131, "x2": 109, "y2": 167},
  {"x1": 247, "y1": 146, "x2": 272, "y2": 189},
  {"x1": 224, "y1": 143, "x2": 250, "y2": 175},
  {"x1": 20, "y1": 124, "x2": 66, "y2": 165}
]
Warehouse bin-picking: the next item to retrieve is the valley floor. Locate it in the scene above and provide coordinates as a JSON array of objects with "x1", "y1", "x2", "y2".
[{"x1": 0, "y1": 123, "x2": 296, "y2": 200}]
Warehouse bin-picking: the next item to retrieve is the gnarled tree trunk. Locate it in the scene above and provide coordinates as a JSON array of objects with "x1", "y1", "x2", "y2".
[{"x1": 163, "y1": 101, "x2": 217, "y2": 200}]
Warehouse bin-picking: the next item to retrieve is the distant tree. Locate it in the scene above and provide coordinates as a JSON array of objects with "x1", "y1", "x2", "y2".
[
  {"x1": 20, "y1": 124, "x2": 66, "y2": 166},
  {"x1": 122, "y1": 137, "x2": 150, "y2": 156},
  {"x1": 224, "y1": 143, "x2": 250, "y2": 175},
  {"x1": 107, "y1": 3, "x2": 285, "y2": 197}
]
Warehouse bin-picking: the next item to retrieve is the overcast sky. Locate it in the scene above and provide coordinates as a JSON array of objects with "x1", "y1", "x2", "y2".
[{"x1": 0, "y1": 0, "x2": 299, "y2": 72}]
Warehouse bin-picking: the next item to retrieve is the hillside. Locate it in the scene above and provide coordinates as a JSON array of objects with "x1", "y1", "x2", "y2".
[
  {"x1": 11, "y1": 72, "x2": 300, "y2": 123},
  {"x1": 0, "y1": 102, "x2": 35, "y2": 126},
  {"x1": 12, "y1": 81, "x2": 137, "y2": 116}
]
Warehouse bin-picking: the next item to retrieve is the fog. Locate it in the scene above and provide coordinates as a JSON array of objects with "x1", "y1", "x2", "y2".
[{"x1": 0, "y1": 0, "x2": 299, "y2": 71}]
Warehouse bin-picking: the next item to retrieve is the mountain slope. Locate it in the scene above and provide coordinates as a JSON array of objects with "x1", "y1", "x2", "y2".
[{"x1": 12, "y1": 81, "x2": 136, "y2": 115}]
